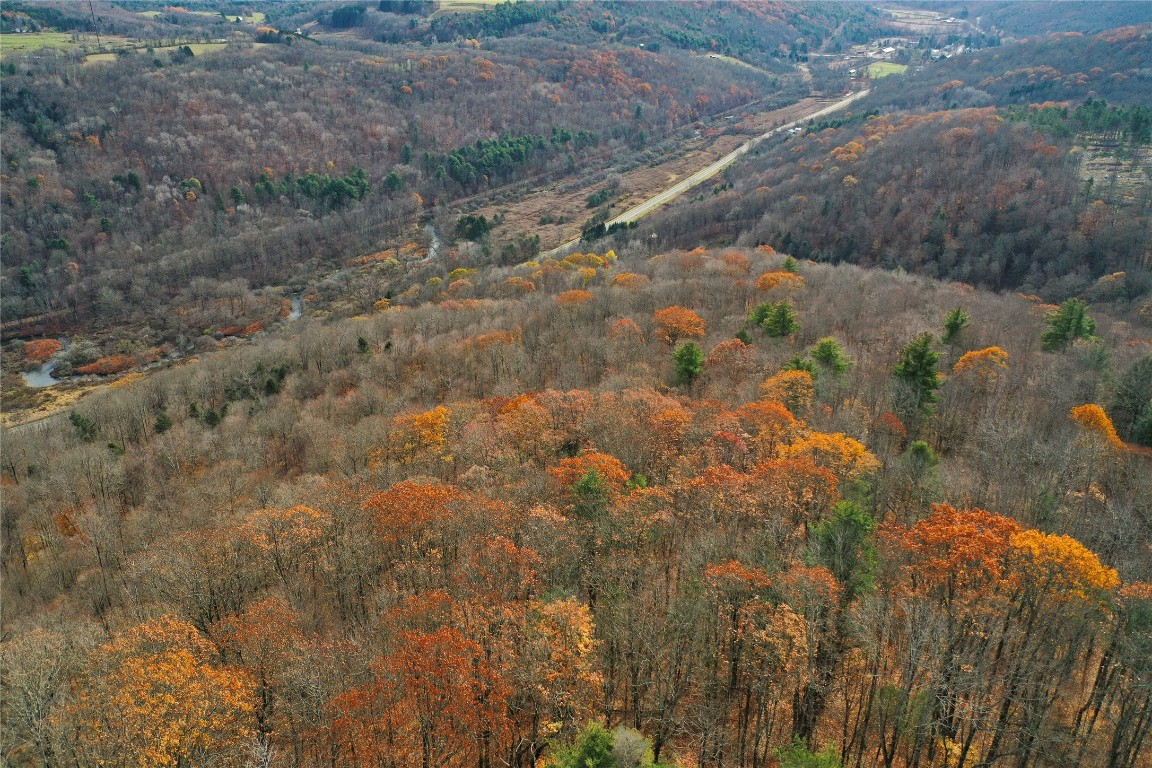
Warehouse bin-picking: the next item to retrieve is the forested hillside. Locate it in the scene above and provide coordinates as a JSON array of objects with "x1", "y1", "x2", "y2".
[
  {"x1": 2, "y1": 4, "x2": 1152, "y2": 767},
  {"x1": 4, "y1": 0, "x2": 876, "y2": 377},
  {"x1": 965, "y1": 1, "x2": 1152, "y2": 37},
  {"x1": 869, "y1": 24, "x2": 1152, "y2": 109},
  {"x1": 3, "y1": 246, "x2": 1150, "y2": 768},
  {"x1": 631, "y1": 106, "x2": 1151, "y2": 300},
  {"x1": 292, "y1": 0, "x2": 897, "y2": 63},
  {"x1": 0, "y1": 29, "x2": 774, "y2": 327}
]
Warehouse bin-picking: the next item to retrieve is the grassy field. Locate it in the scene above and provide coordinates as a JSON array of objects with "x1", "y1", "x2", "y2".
[
  {"x1": 84, "y1": 41, "x2": 233, "y2": 65},
  {"x1": 434, "y1": 0, "x2": 504, "y2": 14},
  {"x1": 162, "y1": 42, "x2": 228, "y2": 55},
  {"x1": 707, "y1": 53, "x2": 769, "y2": 74},
  {"x1": 1, "y1": 31, "x2": 76, "y2": 56},
  {"x1": 1, "y1": 32, "x2": 133, "y2": 58},
  {"x1": 866, "y1": 61, "x2": 908, "y2": 78},
  {"x1": 137, "y1": 10, "x2": 265, "y2": 22}
]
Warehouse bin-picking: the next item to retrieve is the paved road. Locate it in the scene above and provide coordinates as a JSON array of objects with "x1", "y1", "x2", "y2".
[{"x1": 550, "y1": 89, "x2": 870, "y2": 255}]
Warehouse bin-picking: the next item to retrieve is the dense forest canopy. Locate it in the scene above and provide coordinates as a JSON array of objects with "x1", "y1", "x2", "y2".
[
  {"x1": 3, "y1": 244, "x2": 1151, "y2": 767},
  {"x1": 1, "y1": 3, "x2": 1151, "y2": 767}
]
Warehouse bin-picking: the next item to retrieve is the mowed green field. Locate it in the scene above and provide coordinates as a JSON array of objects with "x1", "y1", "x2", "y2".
[
  {"x1": 866, "y1": 61, "x2": 908, "y2": 78},
  {"x1": 85, "y1": 41, "x2": 244, "y2": 65},
  {"x1": 435, "y1": 0, "x2": 504, "y2": 14},
  {"x1": 158, "y1": 42, "x2": 228, "y2": 55},
  {"x1": 1, "y1": 32, "x2": 131, "y2": 58},
  {"x1": 1, "y1": 31, "x2": 76, "y2": 56},
  {"x1": 137, "y1": 10, "x2": 265, "y2": 22}
]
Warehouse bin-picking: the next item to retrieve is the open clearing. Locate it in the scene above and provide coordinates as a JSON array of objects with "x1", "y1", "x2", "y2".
[
  {"x1": 866, "y1": 61, "x2": 908, "y2": 77},
  {"x1": 435, "y1": 0, "x2": 504, "y2": 14},
  {"x1": 161, "y1": 42, "x2": 228, "y2": 55},
  {"x1": 881, "y1": 7, "x2": 968, "y2": 34},
  {"x1": 1, "y1": 32, "x2": 78, "y2": 56},
  {"x1": 469, "y1": 95, "x2": 868, "y2": 253},
  {"x1": 85, "y1": 41, "x2": 233, "y2": 64},
  {"x1": 1077, "y1": 139, "x2": 1152, "y2": 206},
  {"x1": 2, "y1": 32, "x2": 132, "y2": 58},
  {"x1": 137, "y1": 10, "x2": 265, "y2": 22}
]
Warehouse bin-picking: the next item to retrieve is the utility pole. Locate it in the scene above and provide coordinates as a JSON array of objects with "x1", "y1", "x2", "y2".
[{"x1": 88, "y1": 0, "x2": 102, "y2": 49}]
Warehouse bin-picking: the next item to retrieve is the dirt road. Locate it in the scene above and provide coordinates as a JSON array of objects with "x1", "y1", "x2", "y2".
[{"x1": 548, "y1": 89, "x2": 871, "y2": 254}]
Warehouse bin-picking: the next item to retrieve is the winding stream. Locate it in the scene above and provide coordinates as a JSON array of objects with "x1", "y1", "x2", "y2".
[{"x1": 21, "y1": 358, "x2": 60, "y2": 389}]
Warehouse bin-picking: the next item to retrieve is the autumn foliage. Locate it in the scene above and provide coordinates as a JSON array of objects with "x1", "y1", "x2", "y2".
[
  {"x1": 754, "y1": 270, "x2": 804, "y2": 292},
  {"x1": 65, "y1": 616, "x2": 256, "y2": 768},
  {"x1": 22, "y1": 338, "x2": 62, "y2": 363},
  {"x1": 75, "y1": 354, "x2": 135, "y2": 376},
  {"x1": 652, "y1": 305, "x2": 705, "y2": 344},
  {"x1": 952, "y1": 345, "x2": 1009, "y2": 381},
  {"x1": 549, "y1": 451, "x2": 630, "y2": 492},
  {"x1": 760, "y1": 369, "x2": 815, "y2": 412},
  {"x1": 887, "y1": 504, "x2": 1023, "y2": 596},
  {"x1": 556, "y1": 289, "x2": 595, "y2": 306},
  {"x1": 4, "y1": 246, "x2": 1147, "y2": 768},
  {"x1": 1070, "y1": 403, "x2": 1124, "y2": 448}
]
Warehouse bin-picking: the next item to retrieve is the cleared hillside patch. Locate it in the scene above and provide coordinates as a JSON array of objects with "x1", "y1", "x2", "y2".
[{"x1": 866, "y1": 61, "x2": 907, "y2": 78}]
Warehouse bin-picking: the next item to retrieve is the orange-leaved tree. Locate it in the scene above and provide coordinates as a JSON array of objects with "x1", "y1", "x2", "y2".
[
  {"x1": 653, "y1": 306, "x2": 705, "y2": 345},
  {"x1": 952, "y1": 346, "x2": 1009, "y2": 383},
  {"x1": 63, "y1": 616, "x2": 256, "y2": 768},
  {"x1": 548, "y1": 451, "x2": 630, "y2": 494},
  {"x1": 364, "y1": 480, "x2": 469, "y2": 552},
  {"x1": 885, "y1": 504, "x2": 1022, "y2": 600},
  {"x1": 706, "y1": 338, "x2": 754, "y2": 392},
  {"x1": 1008, "y1": 529, "x2": 1120, "y2": 601},
  {"x1": 332, "y1": 627, "x2": 511, "y2": 768},
  {"x1": 556, "y1": 289, "x2": 595, "y2": 306},
  {"x1": 755, "y1": 270, "x2": 804, "y2": 293},
  {"x1": 213, "y1": 597, "x2": 308, "y2": 761},
  {"x1": 373, "y1": 405, "x2": 455, "y2": 469},
  {"x1": 733, "y1": 400, "x2": 797, "y2": 459},
  {"x1": 760, "y1": 369, "x2": 815, "y2": 413},
  {"x1": 240, "y1": 504, "x2": 331, "y2": 589},
  {"x1": 520, "y1": 598, "x2": 602, "y2": 742},
  {"x1": 1069, "y1": 403, "x2": 1124, "y2": 449},
  {"x1": 612, "y1": 272, "x2": 650, "y2": 292},
  {"x1": 746, "y1": 456, "x2": 839, "y2": 547},
  {"x1": 782, "y1": 432, "x2": 880, "y2": 482}
]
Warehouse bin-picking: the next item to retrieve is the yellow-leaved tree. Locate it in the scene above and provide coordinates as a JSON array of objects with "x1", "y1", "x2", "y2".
[
  {"x1": 63, "y1": 615, "x2": 255, "y2": 768},
  {"x1": 1069, "y1": 403, "x2": 1123, "y2": 449}
]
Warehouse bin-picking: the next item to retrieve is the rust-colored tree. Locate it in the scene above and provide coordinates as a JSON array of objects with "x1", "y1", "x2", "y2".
[{"x1": 332, "y1": 626, "x2": 511, "y2": 768}]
